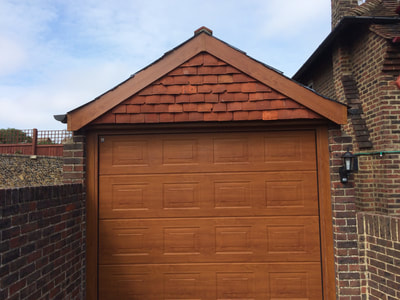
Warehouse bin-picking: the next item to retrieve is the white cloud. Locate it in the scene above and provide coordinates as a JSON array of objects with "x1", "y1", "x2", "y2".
[
  {"x1": 256, "y1": 0, "x2": 331, "y2": 38},
  {"x1": 0, "y1": 0, "x2": 333, "y2": 129},
  {"x1": 0, "y1": 59, "x2": 134, "y2": 129},
  {"x1": 0, "y1": 0, "x2": 58, "y2": 77},
  {"x1": 0, "y1": 37, "x2": 27, "y2": 76}
]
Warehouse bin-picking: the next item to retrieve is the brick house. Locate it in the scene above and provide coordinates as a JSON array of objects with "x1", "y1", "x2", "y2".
[
  {"x1": 57, "y1": 2, "x2": 400, "y2": 299},
  {"x1": 293, "y1": 0, "x2": 400, "y2": 298}
]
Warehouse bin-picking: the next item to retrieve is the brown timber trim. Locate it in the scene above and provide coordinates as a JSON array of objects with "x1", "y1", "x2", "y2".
[
  {"x1": 316, "y1": 126, "x2": 336, "y2": 300},
  {"x1": 67, "y1": 33, "x2": 347, "y2": 131},
  {"x1": 68, "y1": 35, "x2": 206, "y2": 131},
  {"x1": 202, "y1": 35, "x2": 347, "y2": 125},
  {"x1": 86, "y1": 131, "x2": 99, "y2": 300}
]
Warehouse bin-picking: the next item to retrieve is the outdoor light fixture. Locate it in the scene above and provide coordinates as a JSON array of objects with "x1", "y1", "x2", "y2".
[{"x1": 339, "y1": 148, "x2": 358, "y2": 184}]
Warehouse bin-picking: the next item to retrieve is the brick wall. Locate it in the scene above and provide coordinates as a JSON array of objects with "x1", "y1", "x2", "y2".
[
  {"x1": 329, "y1": 127, "x2": 364, "y2": 298},
  {"x1": 0, "y1": 184, "x2": 85, "y2": 300},
  {"x1": 63, "y1": 133, "x2": 86, "y2": 185},
  {"x1": 351, "y1": 33, "x2": 386, "y2": 148},
  {"x1": 348, "y1": 31, "x2": 400, "y2": 215},
  {"x1": 357, "y1": 213, "x2": 400, "y2": 300},
  {"x1": 313, "y1": 27, "x2": 400, "y2": 216},
  {"x1": 331, "y1": 0, "x2": 358, "y2": 28},
  {"x1": 304, "y1": 25, "x2": 400, "y2": 298},
  {"x1": 0, "y1": 155, "x2": 63, "y2": 189},
  {"x1": 310, "y1": 56, "x2": 336, "y2": 100}
]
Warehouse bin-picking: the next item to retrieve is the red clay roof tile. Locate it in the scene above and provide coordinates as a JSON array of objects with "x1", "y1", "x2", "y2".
[
  {"x1": 262, "y1": 110, "x2": 279, "y2": 121},
  {"x1": 115, "y1": 114, "x2": 130, "y2": 123},
  {"x1": 90, "y1": 52, "x2": 325, "y2": 125},
  {"x1": 233, "y1": 111, "x2": 249, "y2": 120},
  {"x1": 144, "y1": 95, "x2": 161, "y2": 104},
  {"x1": 174, "y1": 113, "x2": 190, "y2": 122},
  {"x1": 203, "y1": 54, "x2": 224, "y2": 66},
  {"x1": 112, "y1": 105, "x2": 127, "y2": 114},
  {"x1": 218, "y1": 75, "x2": 234, "y2": 83},
  {"x1": 188, "y1": 112, "x2": 204, "y2": 121},
  {"x1": 159, "y1": 113, "x2": 174, "y2": 123},
  {"x1": 198, "y1": 103, "x2": 213, "y2": 112},
  {"x1": 141, "y1": 104, "x2": 155, "y2": 113},
  {"x1": 144, "y1": 114, "x2": 159, "y2": 123},
  {"x1": 175, "y1": 94, "x2": 190, "y2": 103},
  {"x1": 204, "y1": 93, "x2": 219, "y2": 103},
  {"x1": 153, "y1": 104, "x2": 169, "y2": 113},
  {"x1": 182, "y1": 103, "x2": 198, "y2": 112},
  {"x1": 248, "y1": 110, "x2": 263, "y2": 120},
  {"x1": 202, "y1": 75, "x2": 218, "y2": 84},
  {"x1": 189, "y1": 94, "x2": 205, "y2": 103},
  {"x1": 227, "y1": 102, "x2": 242, "y2": 111},
  {"x1": 130, "y1": 114, "x2": 145, "y2": 123},
  {"x1": 68, "y1": 32, "x2": 346, "y2": 130},
  {"x1": 168, "y1": 104, "x2": 183, "y2": 113},
  {"x1": 126, "y1": 105, "x2": 141, "y2": 113},
  {"x1": 217, "y1": 112, "x2": 233, "y2": 121},
  {"x1": 212, "y1": 103, "x2": 227, "y2": 112}
]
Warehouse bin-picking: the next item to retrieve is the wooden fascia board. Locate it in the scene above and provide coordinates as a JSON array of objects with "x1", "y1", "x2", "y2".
[
  {"x1": 67, "y1": 34, "x2": 208, "y2": 131},
  {"x1": 201, "y1": 34, "x2": 347, "y2": 125},
  {"x1": 68, "y1": 32, "x2": 347, "y2": 130}
]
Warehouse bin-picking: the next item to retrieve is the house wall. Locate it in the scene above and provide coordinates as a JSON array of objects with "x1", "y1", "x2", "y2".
[
  {"x1": 0, "y1": 184, "x2": 86, "y2": 300},
  {"x1": 300, "y1": 55, "x2": 336, "y2": 100},
  {"x1": 0, "y1": 154, "x2": 63, "y2": 189},
  {"x1": 350, "y1": 33, "x2": 387, "y2": 150},
  {"x1": 350, "y1": 34, "x2": 400, "y2": 216},
  {"x1": 300, "y1": 25, "x2": 400, "y2": 299},
  {"x1": 328, "y1": 127, "x2": 364, "y2": 298},
  {"x1": 336, "y1": 31, "x2": 400, "y2": 215},
  {"x1": 357, "y1": 213, "x2": 400, "y2": 300},
  {"x1": 313, "y1": 62, "x2": 336, "y2": 100}
]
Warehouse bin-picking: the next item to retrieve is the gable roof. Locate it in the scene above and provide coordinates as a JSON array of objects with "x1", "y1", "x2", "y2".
[
  {"x1": 66, "y1": 29, "x2": 347, "y2": 131},
  {"x1": 90, "y1": 52, "x2": 325, "y2": 125},
  {"x1": 294, "y1": 0, "x2": 400, "y2": 81}
]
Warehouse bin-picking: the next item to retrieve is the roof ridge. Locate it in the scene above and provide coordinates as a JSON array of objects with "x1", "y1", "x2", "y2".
[
  {"x1": 350, "y1": 0, "x2": 399, "y2": 17},
  {"x1": 66, "y1": 31, "x2": 347, "y2": 130},
  {"x1": 350, "y1": 0, "x2": 382, "y2": 16},
  {"x1": 370, "y1": 22, "x2": 400, "y2": 38}
]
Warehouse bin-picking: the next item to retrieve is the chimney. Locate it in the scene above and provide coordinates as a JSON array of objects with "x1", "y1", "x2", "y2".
[{"x1": 331, "y1": 0, "x2": 359, "y2": 28}]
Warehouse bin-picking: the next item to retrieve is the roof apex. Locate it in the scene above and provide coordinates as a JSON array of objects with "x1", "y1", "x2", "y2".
[
  {"x1": 194, "y1": 26, "x2": 213, "y2": 36},
  {"x1": 67, "y1": 30, "x2": 347, "y2": 131}
]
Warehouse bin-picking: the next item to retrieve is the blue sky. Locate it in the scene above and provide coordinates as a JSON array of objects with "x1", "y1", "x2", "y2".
[{"x1": 0, "y1": 0, "x2": 332, "y2": 129}]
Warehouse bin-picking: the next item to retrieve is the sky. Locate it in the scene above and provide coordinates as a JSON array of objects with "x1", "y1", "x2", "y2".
[{"x1": 0, "y1": 0, "x2": 332, "y2": 130}]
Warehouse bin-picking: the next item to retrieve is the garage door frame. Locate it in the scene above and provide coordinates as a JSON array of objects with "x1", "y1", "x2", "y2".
[{"x1": 85, "y1": 122, "x2": 335, "y2": 299}]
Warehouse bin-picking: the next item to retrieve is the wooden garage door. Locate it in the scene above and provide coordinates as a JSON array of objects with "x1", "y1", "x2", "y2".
[{"x1": 98, "y1": 130, "x2": 323, "y2": 299}]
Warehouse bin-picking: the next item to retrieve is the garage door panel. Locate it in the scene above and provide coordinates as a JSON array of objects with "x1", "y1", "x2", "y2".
[
  {"x1": 99, "y1": 216, "x2": 320, "y2": 265},
  {"x1": 99, "y1": 131, "x2": 316, "y2": 175},
  {"x1": 99, "y1": 172, "x2": 319, "y2": 219},
  {"x1": 98, "y1": 130, "x2": 323, "y2": 299},
  {"x1": 99, "y1": 263, "x2": 322, "y2": 300}
]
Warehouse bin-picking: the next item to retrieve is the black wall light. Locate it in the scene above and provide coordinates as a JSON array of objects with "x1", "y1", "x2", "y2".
[{"x1": 339, "y1": 148, "x2": 358, "y2": 184}]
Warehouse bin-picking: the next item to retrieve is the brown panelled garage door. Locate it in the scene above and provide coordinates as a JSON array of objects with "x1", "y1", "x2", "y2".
[{"x1": 98, "y1": 130, "x2": 323, "y2": 299}]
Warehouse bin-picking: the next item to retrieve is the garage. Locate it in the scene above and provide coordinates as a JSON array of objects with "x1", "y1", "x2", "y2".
[
  {"x1": 65, "y1": 27, "x2": 346, "y2": 299},
  {"x1": 97, "y1": 130, "x2": 322, "y2": 299}
]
